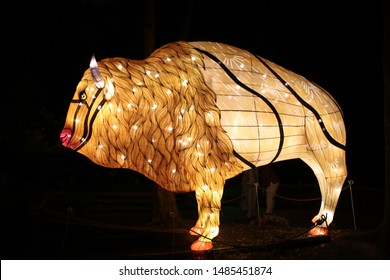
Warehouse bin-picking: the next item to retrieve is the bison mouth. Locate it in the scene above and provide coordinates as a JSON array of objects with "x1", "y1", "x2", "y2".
[{"x1": 60, "y1": 128, "x2": 81, "y2": 150}]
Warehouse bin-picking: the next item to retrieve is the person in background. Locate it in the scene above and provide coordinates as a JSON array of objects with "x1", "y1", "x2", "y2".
[
  {"x1": 260, "y1": 165, "x2": 280, "y2": 215},
  {"x1": 241, "y1": 165, "x2": 280, "y2": 219}
]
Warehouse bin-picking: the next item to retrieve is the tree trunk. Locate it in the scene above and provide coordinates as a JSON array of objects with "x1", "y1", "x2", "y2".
[
  {"x1": 144, "y1": 0, "x2": 181, "y2": 225},
  {"x1": 151, "y1": 183, "x2": 181, "y2": 225},
  {"x1": 381, "y1": 0, "x2": 390, "y2": 255}
]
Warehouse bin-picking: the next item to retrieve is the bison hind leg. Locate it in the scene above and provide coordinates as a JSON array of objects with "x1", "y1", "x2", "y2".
[{"x1": 301, "y1": 154, "x2": 347, "y2": 235}]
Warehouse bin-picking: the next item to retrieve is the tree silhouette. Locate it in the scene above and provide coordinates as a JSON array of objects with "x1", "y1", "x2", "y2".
[{"x1": 381, "y1": 0, "x2": 390, "y2": 255}]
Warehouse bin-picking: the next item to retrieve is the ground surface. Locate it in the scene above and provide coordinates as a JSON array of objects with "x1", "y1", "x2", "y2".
[
  {"x1": 1, "y1": 185, "x2": 388, "y2": 260},
  {"x1": 205, "y1": 215, "x2": 387, "y2": 260}
]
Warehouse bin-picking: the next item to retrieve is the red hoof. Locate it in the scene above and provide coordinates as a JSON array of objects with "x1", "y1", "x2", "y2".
[
  {"x1": 189, "y1": 227, "x2": 205, "y2": 236},
  {"x1": 308, "y1": 226, "x2": 328, "y2": 236},
  {"x1": 190, "y1": 240, "x2": 213, "y2": 251}
]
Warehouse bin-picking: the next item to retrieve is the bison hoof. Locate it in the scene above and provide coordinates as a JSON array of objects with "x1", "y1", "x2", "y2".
[
  {"x1": 308, "y1": 226, "x2": 328, "y2": 236},
  {"x1": 189, "y1": 226, "x2": 205, "y2": 236},
  {"x1": 190, "y1": 240, "x2": 213, "y2": 251}
]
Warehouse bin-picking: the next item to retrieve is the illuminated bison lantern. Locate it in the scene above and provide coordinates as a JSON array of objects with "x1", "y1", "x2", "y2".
[{"x1": 60, "y1": 41, "x2": 347, "y2": 251}]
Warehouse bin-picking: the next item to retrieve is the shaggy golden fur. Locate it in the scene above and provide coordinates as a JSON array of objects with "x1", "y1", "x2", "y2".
[{"x1": 75, "y1": 41, "x2": 243, "y2": 193}]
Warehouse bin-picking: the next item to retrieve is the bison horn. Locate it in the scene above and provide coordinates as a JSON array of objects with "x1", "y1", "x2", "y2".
[{"x1": 89, "y1": 55, "x2": 105, "y2": 89}]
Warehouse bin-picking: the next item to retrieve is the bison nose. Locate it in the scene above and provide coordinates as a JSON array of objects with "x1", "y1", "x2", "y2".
[{"x1": 60, "y1": 129, "x2": 72, "y2": 147}]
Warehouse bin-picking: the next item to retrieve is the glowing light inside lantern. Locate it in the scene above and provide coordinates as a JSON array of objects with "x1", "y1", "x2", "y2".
[{"x1": 61, "y1": 41, "x2": 347, "y2": 253}]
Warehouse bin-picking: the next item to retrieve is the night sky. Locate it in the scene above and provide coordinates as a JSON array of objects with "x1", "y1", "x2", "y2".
[{"x1": 2, "y1": 0, "x2": 385, "y2": 190}]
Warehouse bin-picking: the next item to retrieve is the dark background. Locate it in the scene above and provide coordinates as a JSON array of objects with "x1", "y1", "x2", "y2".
[
  {"x1": 1, "y1": 0, "x2": 386, "y2": 259},
  {"x1": 2, "y1": 0, "x2": 384, "y2": 188}
]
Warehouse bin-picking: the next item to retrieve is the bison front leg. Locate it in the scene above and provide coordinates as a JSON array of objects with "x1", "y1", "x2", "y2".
[{"x1": 190, "y1": 186, "x2": 223, "y2": 251}]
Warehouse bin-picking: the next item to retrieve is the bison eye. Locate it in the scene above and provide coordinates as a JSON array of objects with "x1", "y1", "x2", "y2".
[{"x1": 79, "y1": 91, "x2": 87, "y2": 100}]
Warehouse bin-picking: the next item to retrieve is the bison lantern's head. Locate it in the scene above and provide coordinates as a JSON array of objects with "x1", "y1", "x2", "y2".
[{"x1": 60, "y1": 55, "x2": 116, "y2": 154}]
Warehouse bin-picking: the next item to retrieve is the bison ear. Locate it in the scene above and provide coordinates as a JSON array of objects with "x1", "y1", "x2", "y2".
[{"x1": 89, "y1": 55, "x2": 105, "y2": 89}]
